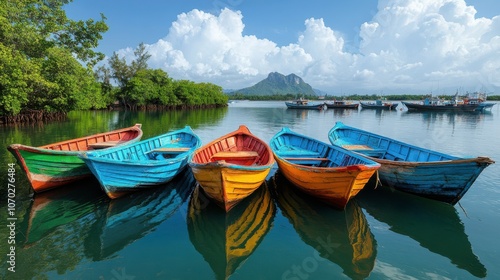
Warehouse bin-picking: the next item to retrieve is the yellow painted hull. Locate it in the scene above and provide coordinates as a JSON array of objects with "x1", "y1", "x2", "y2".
[
  {"x1": 275, "y1": 157, "x2": 377, "y2": 209},
  {"x1": 190, "y1": 163, "x2": 272, "y2": 212}
]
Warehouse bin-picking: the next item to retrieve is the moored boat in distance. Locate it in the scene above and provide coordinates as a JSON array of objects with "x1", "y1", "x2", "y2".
[
  {"x1": 285, "y1": 98, "x2": 324, "y2": 110},
  {"x1": 79, "y1": 126, "x2": 201, "y2": 199},
  {"x1": 188, "y1": 125, "x2": 275, "y2": 212},
  {"x1": 269, "y1": 127, "x2": 380, "y2": 209},
  {"x1": 7, "y1": 124, "x2": 143, "y2": 193},
  {"x1": 401, "y1": 92, "x2": 494, "y2": 112},
  {"x1": 360, "y1": 100, "x2": 398, "y2": 110},
  {"x1": 328, "y1": 121, "x2": 495, "y2": 204},
  {"x1": 324, "y1": 100, "x2": 359, "y2": 109}
]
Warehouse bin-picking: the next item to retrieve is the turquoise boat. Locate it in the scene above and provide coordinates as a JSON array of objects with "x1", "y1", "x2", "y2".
[
  {"x1": 79, "y1": 126, "x2": 201, "y2": 199},
  {"x1": 328, "y1": 121, "x2": 495, "y2": 204}
]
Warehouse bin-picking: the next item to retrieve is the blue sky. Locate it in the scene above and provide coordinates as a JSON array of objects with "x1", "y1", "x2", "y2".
[{"x1": 65, "y1": 0, "x2": 500, "y2": 94}]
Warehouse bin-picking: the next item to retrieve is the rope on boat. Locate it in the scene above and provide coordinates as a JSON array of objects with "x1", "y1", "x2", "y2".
[{"x1": 374, "y1": 170, "x2": 382, "y2": 189}]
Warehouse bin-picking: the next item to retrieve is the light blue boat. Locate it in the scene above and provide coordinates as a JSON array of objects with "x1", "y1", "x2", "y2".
[
  {"x1": 328, "y1": 121, "x2": 495, "y2": 204},
  {"x1": 79, "y1": 126, "x2": 201, "y2": 199}
]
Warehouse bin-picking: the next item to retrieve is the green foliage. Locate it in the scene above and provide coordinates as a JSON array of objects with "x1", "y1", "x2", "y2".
[
  {"x1": 108, "y1": 45, "x2": 227, "y2": 109},
  {"x1": 0, "y1": 0, "x2": 108, "y2": 117}
]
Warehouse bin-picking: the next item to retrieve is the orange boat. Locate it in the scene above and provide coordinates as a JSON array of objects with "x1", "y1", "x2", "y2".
[
  {"x1": 8, "y1": 124, "x2": 143, "y2": 193},
  {"x1": 188, "y1": 125, "x2": 275, "y2": 212},
  {"x1": 269, "y1": 127, "x2": 380, "y2": 209}
]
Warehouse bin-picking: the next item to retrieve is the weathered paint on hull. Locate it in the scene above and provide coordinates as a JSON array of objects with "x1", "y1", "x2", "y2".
[
  {"x1": 79, "y1": 126, "x2": 201, "y2": 199},
  {"x1": 274, "y1": 157, "x2": 377, "y2": 209},
  {"x1": 190, "y1": 163, "x2": 272, "y2": 212},
  {"x1": 328, "y1": 121, "x2": 495, "y2": 204},
  {"x1": 10, "y1": 148, "x2": 91, "y2": 192},
  {"x1": 7, "y1": 124, "x2": 143, "y2": 193},
  {"x1": 85, "y1": 159, "x2": 189, "y2": 199},
  {"x1": 375, "y1": 159, "x2": 491, "y2": 204}
]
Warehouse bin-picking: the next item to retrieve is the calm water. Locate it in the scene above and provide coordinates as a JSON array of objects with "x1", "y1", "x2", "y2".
[{"x1": 1, "y1": 101, "x2": 499, "y2": 279}]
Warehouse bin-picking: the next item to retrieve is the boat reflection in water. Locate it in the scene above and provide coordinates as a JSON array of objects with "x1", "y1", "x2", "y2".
[
  {"x1": 187, "y1": 183, "x2": 276, "y2": 280},
  {"x1": 23, "y1": 178, "x2": 105, "y2": 246},
  {"x1": 357, "y1": 186, "x2": 487, "y2": 278},
  {"x1": 18, "y1": 178, "x2": 105, "y2": 278},
  {"x1": 86, "y1": 169, "x2": 197, "y2": 260},
  {"x1": 270, "y1": 171, "x2": 377, "y2": 280}
]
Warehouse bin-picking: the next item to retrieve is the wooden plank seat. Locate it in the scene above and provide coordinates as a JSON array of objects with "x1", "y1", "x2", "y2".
[
  {"x1": 211, "y1": 151, "x2": 259, "y2": 161},
  {"x1": 147, "y1": 147, "x2": 191, "y2": 153},
  {"x1": 88, "y1": 141, "x2": 122, "y2": 149},
  {"x1": 284, "y1": 157, "x2": 329, "y2": 161}
]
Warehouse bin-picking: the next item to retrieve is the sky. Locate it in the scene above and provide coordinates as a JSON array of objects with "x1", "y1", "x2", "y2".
[{"x1": 64, "y1": 0, "x2": 500, "y2": 95}]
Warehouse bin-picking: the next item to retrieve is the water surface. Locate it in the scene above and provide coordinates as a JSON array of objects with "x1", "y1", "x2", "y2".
[{"x1": 1, "y1": 101, "x2": 499, "y2": 279}]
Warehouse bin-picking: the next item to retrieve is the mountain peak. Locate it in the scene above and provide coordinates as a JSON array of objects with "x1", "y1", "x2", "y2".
[{"x1": 231, "y1": 72, "x2": 315, "y2": 96}]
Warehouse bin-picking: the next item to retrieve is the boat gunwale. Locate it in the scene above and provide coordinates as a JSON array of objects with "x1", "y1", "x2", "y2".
[
  {"x1": 270, "y1": 127, "x2": 381, "y2": 171},
  {"x1": 78, "y1": 126, "x2": 201, "y2": 166},
  {"x1": 189, "y1": 125, "x2": 275, "y2": 168},
  {"x1": 7, "y1": 124, "x2": 143, "y2": 156},
  {"x1": 328, "y1": 121, "x2": 495, "y2": 164}
]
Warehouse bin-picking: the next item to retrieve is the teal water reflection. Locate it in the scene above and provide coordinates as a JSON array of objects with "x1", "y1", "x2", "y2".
[{"x1": 1, "y1": 102, "x2": 499, "y2": 279}]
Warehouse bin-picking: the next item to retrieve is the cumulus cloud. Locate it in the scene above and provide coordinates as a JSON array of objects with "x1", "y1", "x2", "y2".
[{"x1": 116, "y1": 1, "x2": 500, "y2": 94}]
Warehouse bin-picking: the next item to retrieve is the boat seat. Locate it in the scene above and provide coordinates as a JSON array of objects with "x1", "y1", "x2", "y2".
[
  {"x1": 212, "y1": 151, "x2": 259, "y2": 159},
  {"x1": 342, "y1": 144, "x2": 386, "y2": 158},
  {"x1": 284, "y1": 157, "x2": 328, "y2": 161},
  {"x1": 147, "y1": 147, "x2": 191, "y2": 160},
  {"x1": 88, "y1": 141, "x2": 122, "y2": 149},
  {"x1": 147, "y1": 147, "x2": 191, "y2": 153},
  {"x1": 277, "y1": 149, "x2": 321, "y2": 158}
]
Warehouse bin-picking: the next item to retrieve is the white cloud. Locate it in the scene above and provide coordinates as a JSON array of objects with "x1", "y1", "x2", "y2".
[{"x1": 116, "y1": 1, "x2": 500, "y2": 94}]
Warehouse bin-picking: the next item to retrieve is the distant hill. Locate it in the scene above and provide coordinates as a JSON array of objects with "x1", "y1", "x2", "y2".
[{"x1": 229, "y1": 72, "x2": 317, "y2": 96}]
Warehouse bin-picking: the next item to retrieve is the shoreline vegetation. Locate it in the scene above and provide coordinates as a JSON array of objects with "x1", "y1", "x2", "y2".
[{"x1": 1, "y1": 1, "x2": 497, "y2": 125}]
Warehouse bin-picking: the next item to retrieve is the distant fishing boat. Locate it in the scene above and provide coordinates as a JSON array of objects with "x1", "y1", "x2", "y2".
[
  {"x1": 402, "y1": 92, "x2": 493, "y2": 112},
  {"x1": 188, "y1": 125, "x2": 275, "y2": 212},
  {"x1": 269, "y1": 127, "x2": 380, "y2": 209},
  {"x1": 328, "y1": 121, "x2": 495, "y2": 204},
  {"x1": 285, "y1": 98, "x2": 324, "y2": 110},
  {"x1": 324, "y1": 100, "x2": 359, "y2": 109},
  {"x1": 360, "y1": 100, "x2": 398, "y2": 110},
  {"x1": 79, "y1": 126, "x2": 201, "y2": 199},
  {"x1": 8, "y1": 124, "x2": 143, "y2": 193}
]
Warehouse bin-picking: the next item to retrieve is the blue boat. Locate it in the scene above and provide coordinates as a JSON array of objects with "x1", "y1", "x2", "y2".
[
  {"x1": 328, "y1": 122, "x2": 495, "y2": 204},
  {"x1": 79, "y1": 126, "x2": 201, "y2": 199}
]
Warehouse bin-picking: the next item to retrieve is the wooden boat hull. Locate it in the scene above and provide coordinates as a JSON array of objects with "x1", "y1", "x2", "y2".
[
  {"x1": 360, "y1": 102, "x2": 397, "y2": 110},
  {"x1": 328, "y1": 121, "x2": 495, "y2": 204},
  {"x1": 7, "y1": 124, "x2": 143, "y2": 193},
  {"x1": 285, "y1": 102, "x2": 324, "y2": 110},
  {"x1": 324, "y1": 102, "x2": 359, "y2": 109},
  {"x1": 79, "y1": 126, "x2": 201, "y2": 199},
  {"x1": 189, "y1": 125, "x2": 275, "y2": 212},
  {"x1": 402, "y1": 101, "x2": 480, "y2": 112},
  {"x1": 269, "y1": 127, "x2": 380, "y2": 209}
]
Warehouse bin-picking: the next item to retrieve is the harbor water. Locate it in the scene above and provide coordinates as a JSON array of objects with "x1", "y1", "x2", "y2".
[{"x1": 0, "y1": 100, "x2": 499, "y2": 279}]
